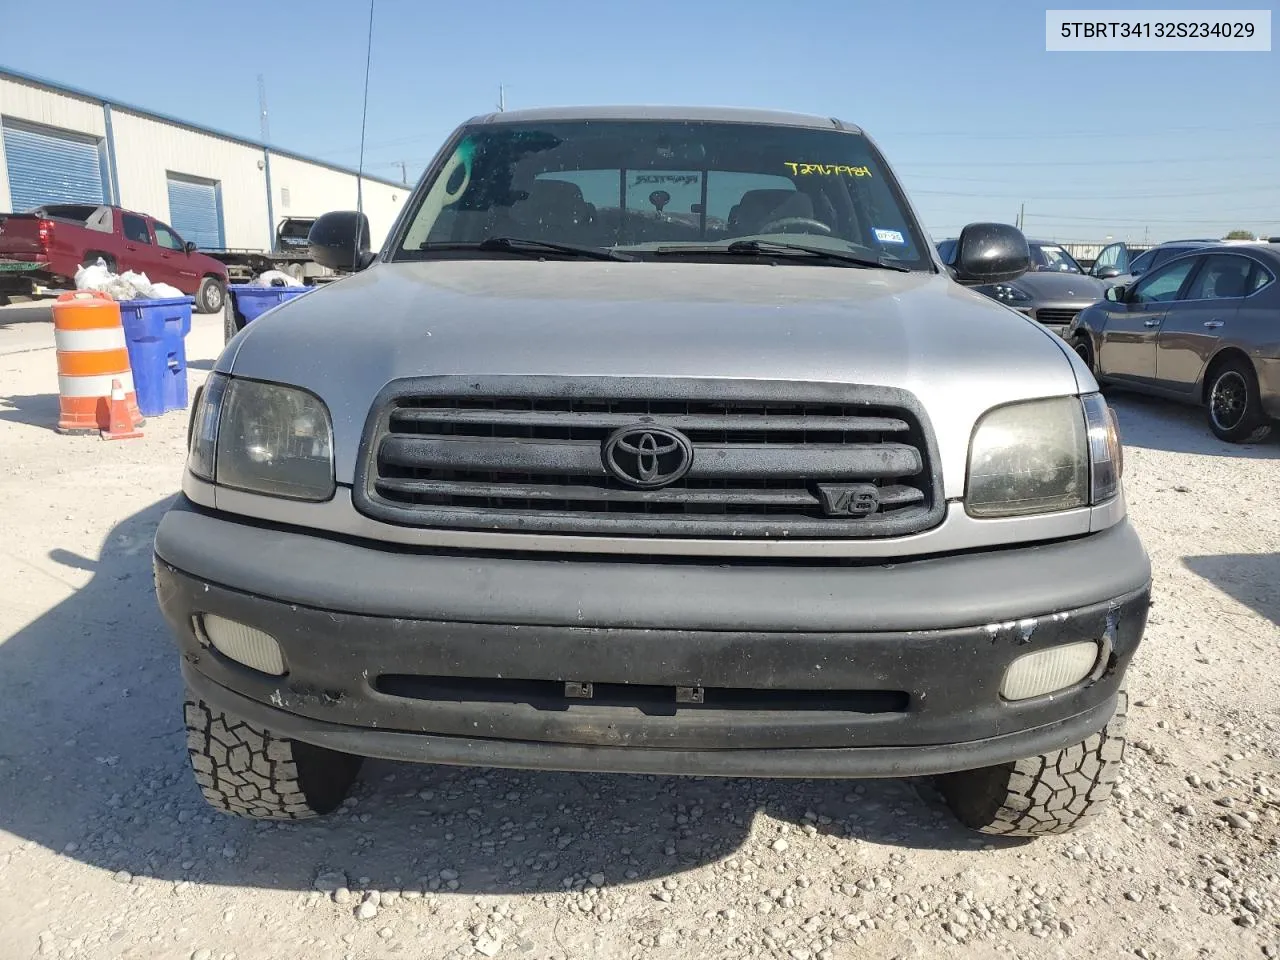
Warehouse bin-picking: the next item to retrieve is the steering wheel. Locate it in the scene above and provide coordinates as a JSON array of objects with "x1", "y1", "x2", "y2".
[{"x1": 756, "y1": 217, "x2": 834, "y2": 236}]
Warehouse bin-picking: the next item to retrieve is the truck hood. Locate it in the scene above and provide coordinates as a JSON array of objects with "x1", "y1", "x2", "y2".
[{"x1": 225, "y1": 260, "x2": 1085, "y2": 495}]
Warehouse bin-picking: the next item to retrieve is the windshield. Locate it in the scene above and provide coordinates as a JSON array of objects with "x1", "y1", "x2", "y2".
[
  {"x1": 394, "y1": 120, "x2": 930, "y2": 269},
  {"x1": 278, "y1": 219, "x2": 315, "y2": 240},
  {"x1": 1031, "y1": 243, "x2": 1083, "y2": 273}
]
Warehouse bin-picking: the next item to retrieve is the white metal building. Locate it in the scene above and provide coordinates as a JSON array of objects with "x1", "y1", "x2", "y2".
[{"x1": 0, "y1": 68, "x2": 407, "y2": 251}]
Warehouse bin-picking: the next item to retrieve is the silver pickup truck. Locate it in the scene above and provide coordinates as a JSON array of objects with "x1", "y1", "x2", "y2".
[{"x1": 154, "y1": 106, "x2": 1151, "y2": 837}]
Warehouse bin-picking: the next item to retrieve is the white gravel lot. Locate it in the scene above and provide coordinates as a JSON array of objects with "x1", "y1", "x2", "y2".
[{"x1": 0, "y1": 303, "x2": 1277, "y2": 960}]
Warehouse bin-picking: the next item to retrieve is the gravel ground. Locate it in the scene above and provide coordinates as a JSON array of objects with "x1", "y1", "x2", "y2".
[{"x1": 1, "y1": 304, "x2": 1277, "y2": 960}]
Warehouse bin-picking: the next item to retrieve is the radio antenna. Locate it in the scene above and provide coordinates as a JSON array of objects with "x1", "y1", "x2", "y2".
[{"x1": 353, "y1": 0, "x2": 375, "y2": 268}]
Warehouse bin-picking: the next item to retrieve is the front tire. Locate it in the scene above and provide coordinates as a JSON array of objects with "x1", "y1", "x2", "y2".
[
  {"x1": 939, "y1": 690, "x2": 1128, "y2": 836},
  {"x1": 196, "y1": 276, "x2": 226, "y2": 315},
  {"x1": 184, "y1": 694, "x2": 362, "y2": 819},
  {"x1": 223, "y1": 304, "x2": 240, "y2": 343},
  {"x1": 1205, "y1": 358, "x2": 1271, "y2": 443},
  {"x1": 1071, "y1": 335, "x2": 1094, "y2": 371}
]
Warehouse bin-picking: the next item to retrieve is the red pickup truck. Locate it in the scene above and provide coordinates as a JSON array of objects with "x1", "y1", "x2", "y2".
[{"x1": 0, "y1": 204, "x2": 229, "y2": 313}]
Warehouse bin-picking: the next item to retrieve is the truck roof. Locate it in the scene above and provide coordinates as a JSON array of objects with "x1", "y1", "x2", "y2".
[
  {"x1": 32, "y1": 203, "x2": 150, "y2": 221},
  {"x1": 468, "y1": 105, "x2": 861, "y2": 133}
]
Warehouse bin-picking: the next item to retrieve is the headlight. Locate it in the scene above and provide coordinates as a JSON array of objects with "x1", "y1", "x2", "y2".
[
  {"x1": 992, "y1": 283, "x2": 1032, "y2": 303},
  {"x1": 186, "y1": 373, "x2": 334, "y2": 501},
  {"x1": 1082, "y1": 392, "x2": 1122, "y2": 503},
  {"x1": 966, "y1": 393, "x2": 1122, "y2": 518}
]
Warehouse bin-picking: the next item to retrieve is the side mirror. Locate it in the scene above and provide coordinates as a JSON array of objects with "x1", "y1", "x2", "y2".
[
  {"x1": 1105, "y1": 285, "x2": 1127, "y2": 303},
  {"x1": 308, "y1": 210, "x2": 374, "y2": 271},
  {"x1": 184, "y1": 241, "x2": 197, "y2": 254},
  {"x1": 1094, "y1": 265, "x2": 1121, "y2": 279},
  {"x1": 950, "y1": 222, "x2": 1030, "y2": 286}
]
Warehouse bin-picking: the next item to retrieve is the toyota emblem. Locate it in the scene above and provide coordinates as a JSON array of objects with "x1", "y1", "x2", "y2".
[{"x1": 602, "y1": 425, "x2": 694, "y2": 488}]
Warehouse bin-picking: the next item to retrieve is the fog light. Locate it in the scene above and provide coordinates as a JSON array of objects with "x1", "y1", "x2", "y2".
[
  {"x1": 199, "y1": 615, "x2": 286, "y2": 676},
  {"x1": 1000, "y1": 641, "x2": 1099, "y2": 701}
]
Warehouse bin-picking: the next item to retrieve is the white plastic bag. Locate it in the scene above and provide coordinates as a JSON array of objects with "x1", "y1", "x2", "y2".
[
  {"x1": 73, "y1": 258, "x2": 115, "y2": 294},
  {"x1": 253, "y1": 269, "x2": 303, "y2": 288},
  {"x1": 72, "y1": 258, "x2": 187, "y2": 301},
  {"x1": 118, "y1": 271, "x2": 154, "y2": 298}
]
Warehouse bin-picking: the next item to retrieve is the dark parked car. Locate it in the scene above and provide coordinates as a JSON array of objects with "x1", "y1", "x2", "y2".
[
  {"x1": 1088, "y1": 239, "x2": 1221, "y2": 286},
  {"x1": 937, "y1": 237, "x2": 1107, "y2": 337},
  {"x1": 1067, "y1": 243, "x2": 1280, "y2": 442}
]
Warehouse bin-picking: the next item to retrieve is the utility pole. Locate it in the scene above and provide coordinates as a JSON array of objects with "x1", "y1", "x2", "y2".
[
  {"x1": 257, "y1": 74, "x2": 270, "y2": 143},
  {"x1": 396, "y1": 160, "x2": 408, "y2": 185},
  {"x1": 1017, "y1": 202, "x2": 1024, "y2": 231},
  {"x1": 259, "y1": 74, "x2": 273, "y2": 248}
]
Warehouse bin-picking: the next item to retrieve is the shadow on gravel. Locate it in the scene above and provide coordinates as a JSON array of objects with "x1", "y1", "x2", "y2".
[
  {"x1": 0, "y1": 498, "x2": 1011, "y2": 898},
  {"x1": 0, "y1": 392, "x2": 60, "y2": 430},
  {"x1": 1183, "y1": 553, "x2": 1280, "y2": 627},
  {"x1": 1108, "y1": 392, "x2": 1280, "y2": 459}
]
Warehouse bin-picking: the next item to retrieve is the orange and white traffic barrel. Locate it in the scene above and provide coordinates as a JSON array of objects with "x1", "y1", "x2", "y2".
[{"x1": 52, "y1": 290, "x2": 144, "y2": 435}]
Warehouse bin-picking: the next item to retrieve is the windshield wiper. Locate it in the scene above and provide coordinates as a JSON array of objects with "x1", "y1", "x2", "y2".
[
  {"x1": 417, "y1": 237, "x2": 635, "y2": 262},
  {"x1": 654, "y1": 240, "x2": 910, "y2": 272}
]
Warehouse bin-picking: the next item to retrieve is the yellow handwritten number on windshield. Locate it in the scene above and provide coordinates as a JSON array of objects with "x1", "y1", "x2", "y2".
[{"x1": 784, "y1": 163, "x2": 872, "y2": 177}]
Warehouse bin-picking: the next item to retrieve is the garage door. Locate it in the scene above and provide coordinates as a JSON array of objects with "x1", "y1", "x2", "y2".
[
  {"x1": 166, "y1": 174, "x2": 223, "y2": 250},
  {"x1": 2, "y1": 120, "x2": 108, "y2": 212}
]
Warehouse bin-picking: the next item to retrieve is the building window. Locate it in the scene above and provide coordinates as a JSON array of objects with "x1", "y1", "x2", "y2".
[{"x1": 281, "y1": 187, "x2": 291, "y2": 209}]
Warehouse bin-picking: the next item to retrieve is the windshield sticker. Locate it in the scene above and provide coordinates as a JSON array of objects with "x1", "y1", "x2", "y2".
[
  {"x1": 632, "y1": 174, "x2": 700, "y2": 186},
  {"x1": 874, "y1": 228, "x2": 906, "y2": 245},
  {"x1": 784, "y1": 163, "x2": 873, "y2": 177}
]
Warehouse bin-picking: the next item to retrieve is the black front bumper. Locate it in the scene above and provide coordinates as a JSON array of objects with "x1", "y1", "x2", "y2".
[{"x1": 155, "y1": 497, "x2": 1151, "y2": 778}]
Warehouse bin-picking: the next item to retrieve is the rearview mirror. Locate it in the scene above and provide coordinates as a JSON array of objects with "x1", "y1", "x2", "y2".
[
  {"x1": 1094, "y1": 265, "x2": 1121, "y2": 279},
  {"x1": 950, "y1": 222, "x2": 1030, "y2": 286},
  {"x1": 1105, "y1": 285, "x2": 1126, "y2": 302},
  {"x1": 184, "y1": 241, "x2": 197, "y2": 254},
  {"x1": 308, "y1": 210, "x2": 374, "y2": 271}
]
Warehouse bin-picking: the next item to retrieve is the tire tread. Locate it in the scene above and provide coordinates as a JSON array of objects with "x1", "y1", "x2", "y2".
[
  {"x1": 940, "y1": 689, "x2": 1128, "y2": 837},
  {"x1": 183, "y1": 695, "x2": 360, "y2": 820}
]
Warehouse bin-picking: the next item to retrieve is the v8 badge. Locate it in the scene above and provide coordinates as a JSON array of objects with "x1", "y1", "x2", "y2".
[{"x1": 816, "y1": 483, "x2": 880, "y2": 517}]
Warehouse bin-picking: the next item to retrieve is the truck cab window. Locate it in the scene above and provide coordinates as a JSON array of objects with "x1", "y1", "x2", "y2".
[
  {"x1": 154, "y1": 223, "x2": 184, "y2": 251},
  {"x1": 122, "y1": 215, "x2": 152, "y2": 245}
]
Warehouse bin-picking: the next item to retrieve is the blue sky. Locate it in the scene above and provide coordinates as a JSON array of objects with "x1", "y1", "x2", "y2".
[{"x1": 4, "y1": 0, "x2": 1276, "y2": 243}]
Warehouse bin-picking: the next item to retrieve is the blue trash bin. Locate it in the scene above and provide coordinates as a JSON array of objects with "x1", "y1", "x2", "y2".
[
  {"x1": 118, "y1": 296, "x2": 194, "y2": 417},
  {"x1": 228, "y1": 284, "x2": 314, "y2": 333}
]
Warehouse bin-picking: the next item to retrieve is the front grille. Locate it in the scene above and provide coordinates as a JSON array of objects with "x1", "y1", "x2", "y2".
[
  {"x1": 1035, "y1": 308, "x2": 1080, "y2": 326},
  {"x1": 354, "y1": 377, "x2": 943, "y2": 538}
]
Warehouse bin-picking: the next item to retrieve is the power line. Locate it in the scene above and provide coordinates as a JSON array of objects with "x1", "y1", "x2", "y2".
[
  {"x1": 901, "y1": 173, "x2": 1279, "y2": 188},
  {"x1": 1024, "y1": 212, "x2": 1278, "y2": 224},
  {"x1": 882, "y1": 120, "x2": 1280, "y2": 140},
  {"x1": 897, "y1": 155, "x2": 1275, "y2": 168},
  {"x1": 910, "y1": 187, "x2": 1280, "y2": 201}
]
